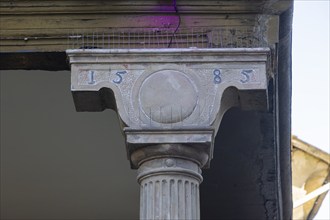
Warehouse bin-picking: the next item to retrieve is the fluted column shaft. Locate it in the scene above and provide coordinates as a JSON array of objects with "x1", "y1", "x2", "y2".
[{"x1": 137, "y1": 157, "x2": 202, "y2": 220}]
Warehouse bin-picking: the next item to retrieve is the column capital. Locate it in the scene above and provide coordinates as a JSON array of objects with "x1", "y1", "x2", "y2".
[
  {"x1": 67, "y1": 48, "x2": 270, "y2": 168},
  {"x1": 131, "y1": 144, "x2": 209, "y2": 170},
  {"x1": 67, "y1": 48, "x2": 270, "y2": 219}
]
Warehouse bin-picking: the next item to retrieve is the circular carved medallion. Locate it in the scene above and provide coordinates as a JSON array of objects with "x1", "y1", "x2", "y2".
[{"x1": 139, "y1": 70, "x2": 197, "y2": 124}]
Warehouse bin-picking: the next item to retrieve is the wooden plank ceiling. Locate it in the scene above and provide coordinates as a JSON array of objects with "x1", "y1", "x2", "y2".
[{"x1": 0, "y1": 0, "x2": 291, "y2": 53}]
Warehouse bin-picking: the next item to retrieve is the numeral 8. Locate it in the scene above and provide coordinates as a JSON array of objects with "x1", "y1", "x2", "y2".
[{"x1": 213, "y1": 69, "x2": 221, "y2": 84}]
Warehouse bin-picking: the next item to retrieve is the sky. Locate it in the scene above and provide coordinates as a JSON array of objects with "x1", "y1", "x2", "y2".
[{"x1": 292, "y1": 1, "x2": 329, "y2": 219}]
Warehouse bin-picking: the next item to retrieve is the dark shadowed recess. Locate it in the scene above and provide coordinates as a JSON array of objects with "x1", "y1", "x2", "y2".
[{"x1": 200, "y1": 107, "x2": 278, "y2": 220}]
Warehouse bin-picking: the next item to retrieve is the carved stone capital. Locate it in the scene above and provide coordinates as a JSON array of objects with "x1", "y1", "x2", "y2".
[
  {"x1": 67, "y1": 48, "x2": 270, "y2": 168},
  {"x1": 131, "y1": 144, "x2": 209, "y2": 170},
  {"x1": 67, "y1": 48, "x2": 270, "y2": 219}
]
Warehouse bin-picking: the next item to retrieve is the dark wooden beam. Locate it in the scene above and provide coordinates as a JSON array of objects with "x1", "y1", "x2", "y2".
[
  {"x1": 0, "y1": 52, "x2": 69, "y2": 70},
  {"x1": 1, "y1": 1, "x2": 266, "y2": 15}
]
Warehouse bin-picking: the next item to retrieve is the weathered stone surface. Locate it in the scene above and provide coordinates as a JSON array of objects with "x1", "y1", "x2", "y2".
[
  {"x1": 139, "y1": 70, "x2": 198, "y2": 124},
  {"x1": 67, "y1": 48, "x2": 270, "y2": 219},
  {"x1": 67, "y1": 48, "x2": 269, "y2": 158},
  {"x1": 138, "y1": 157, "x2": 201, "y2": 220}
]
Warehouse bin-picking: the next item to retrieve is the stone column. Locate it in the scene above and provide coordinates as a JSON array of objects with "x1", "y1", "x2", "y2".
[
  {"x1": 67, "y1": 48, "x2": 270, "y2": 220},
  {"x1": 139, "y1": 158, "x2": 200, "y2": 220},
  {"x1": 131, "y1": 144, "x2": 207, "y2": 219}
]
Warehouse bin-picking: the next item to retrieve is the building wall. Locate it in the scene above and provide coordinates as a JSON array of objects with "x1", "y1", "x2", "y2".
[{"x1": 201, "y1": 108, "x2": 278, "y2": 219}]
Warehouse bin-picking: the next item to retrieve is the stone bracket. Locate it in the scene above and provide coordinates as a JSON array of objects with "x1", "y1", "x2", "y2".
[{"x1": 67, "y1": 48, "x2": 270, "y2": 168}]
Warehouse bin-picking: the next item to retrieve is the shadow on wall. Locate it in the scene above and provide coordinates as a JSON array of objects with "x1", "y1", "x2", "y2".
[{"x1": 201, "y1": 107, "x2": 278, "y2": 220}]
